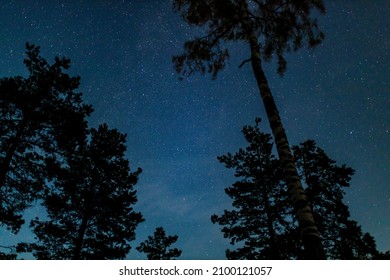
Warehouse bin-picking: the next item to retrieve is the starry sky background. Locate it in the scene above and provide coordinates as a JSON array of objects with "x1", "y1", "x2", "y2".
[{"x1": 0, "y1": 0, "x2": 389, "y2": 259}]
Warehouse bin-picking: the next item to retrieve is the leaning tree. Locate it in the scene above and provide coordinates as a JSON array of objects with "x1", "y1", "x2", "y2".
[{"x1": 173, "y1": 0, "x2": 326, "y2": 258}]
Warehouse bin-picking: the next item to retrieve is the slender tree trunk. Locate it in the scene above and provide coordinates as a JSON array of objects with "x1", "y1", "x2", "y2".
[
  {"x1": 73, "y1": 215, "x2": 89, "y2": 260},
  {"x1": 240, "y1": 2, "x2": 325, "y2": 260}
]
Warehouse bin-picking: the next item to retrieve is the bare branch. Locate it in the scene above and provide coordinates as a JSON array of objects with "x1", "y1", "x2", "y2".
[{"x1": 238, "y1": 58, "x2": 251, "y2": 68}]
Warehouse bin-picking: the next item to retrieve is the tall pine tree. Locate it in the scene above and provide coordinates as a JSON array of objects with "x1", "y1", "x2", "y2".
[{"x1": 173, "y1": 0, "x2": 326, "y2": 259}]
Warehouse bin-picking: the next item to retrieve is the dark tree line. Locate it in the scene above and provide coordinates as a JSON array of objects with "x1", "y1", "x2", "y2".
[{"x1": 212, "y1": 119, "x2": 389, "y2": 259}]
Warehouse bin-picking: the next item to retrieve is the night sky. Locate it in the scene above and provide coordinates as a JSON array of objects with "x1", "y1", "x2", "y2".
[{"x1": 0, "y1": 0, "x2": 389, "y2": 259}]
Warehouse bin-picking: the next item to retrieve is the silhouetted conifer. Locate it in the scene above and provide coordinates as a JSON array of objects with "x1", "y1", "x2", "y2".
[
  {"x1": 17, "y1": 124, "x2": 143, "y2": 259},
  {"x1": 211, "y1": 118, "x2": 294, "y2": 259},
  {"x1": 0, "y1": 43, "x2": 92, "y2": 233},
  {"x1": 213, "y1": 119, "x2": 383, "y2": 259},
  {"x1": 292, "y1": 141, "x2": 384, "y2": 259},
  {"x1": 137, "y1": 227, "x2": 182, "y2": 260}
]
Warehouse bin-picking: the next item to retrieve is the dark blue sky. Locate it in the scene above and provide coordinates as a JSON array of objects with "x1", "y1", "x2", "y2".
[{"x1": 0, "y1": 0, "x2": 389, "y2": 259}]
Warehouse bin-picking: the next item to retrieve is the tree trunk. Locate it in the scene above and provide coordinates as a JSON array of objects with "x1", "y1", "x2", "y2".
[
  {"x1": 73, "y1": 215, "x2": 89, "y2": 260},
  {"x1": 240, "y1": 2, "x2": 325, "y2": 260}
]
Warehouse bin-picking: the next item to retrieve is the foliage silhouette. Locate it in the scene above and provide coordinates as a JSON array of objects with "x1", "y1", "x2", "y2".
[
  {"x1": 291, "y1": 140, "x2": 381, "y2": 259},
  {"x1": 0, "y1": 245, "x2": 16, "y2": 260},
  {"x1": 173, "y1": 0, "x2": 326, "y2": 259},
  {"x1": 291, "y1": 141, "x2": 379, "y2": 259},
  {"x1": 0, "y1": 43, "x2": 92, "y2": 234},
  {"x1": 211, "y1": 118, "x2": 294, "y2": 259},
  {"x1": 137, "y1": 227, "x2": 182, "y2": 260},
  {"x1": 17, "y1": 124, "x2": 144, "y2": 259},
  {"x1": 374, "y1": 250, "x2": 390, "y2": 260},
  {"x1": 213, "y1": 119, "x2": 384, "y2": 259}
]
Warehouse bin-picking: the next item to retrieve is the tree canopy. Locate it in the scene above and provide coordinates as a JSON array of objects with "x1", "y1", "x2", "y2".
[
  {"x1": 137, "y1": 227, "x2": 182, "y2": 260},
  {"x1": 0, "y1": 43, "x2": 92, "y2": 233},
  {"x1": 212, "y1": 119, "x2": 384, "y2": 259},
  {"x1": 17, "y1": 124, "x2": 144, "y2": 259},
  {"x1": 211, "y1": 118, "x2": 294, "y2": 259},
  {"x1": 173, "y1": 0, "x2": 325, "y2": 78}
]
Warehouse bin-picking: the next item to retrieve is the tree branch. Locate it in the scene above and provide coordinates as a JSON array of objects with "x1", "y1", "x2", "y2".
[{"x1": 239, "y1": 58, "x2": 252, "y2": 68}]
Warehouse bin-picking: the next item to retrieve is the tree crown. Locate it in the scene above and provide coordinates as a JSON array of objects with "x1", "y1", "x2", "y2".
[{"x1": 173, "y1": 0, "x2": 325, "y2": 78}]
